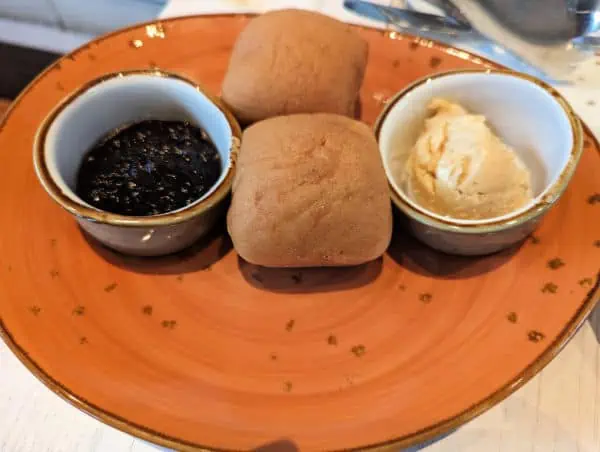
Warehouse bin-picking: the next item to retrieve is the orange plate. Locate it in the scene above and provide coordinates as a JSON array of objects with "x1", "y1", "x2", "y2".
[{"x1": 0, "y1": 15, "x2": 599, "y2": 452}]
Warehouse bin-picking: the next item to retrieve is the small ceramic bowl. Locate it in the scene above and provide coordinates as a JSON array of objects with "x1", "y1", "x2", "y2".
[
  {"x1": 375, "y1": 69, "x2": 583, "y2": 256},
  {"x1": 34, "y1": 69, "x2": 242, "y2": 257}
]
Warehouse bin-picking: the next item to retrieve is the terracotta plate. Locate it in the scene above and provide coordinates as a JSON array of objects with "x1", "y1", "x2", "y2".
[{"x1": 1, "y1": 15, "x2": 599, "y2": 452}]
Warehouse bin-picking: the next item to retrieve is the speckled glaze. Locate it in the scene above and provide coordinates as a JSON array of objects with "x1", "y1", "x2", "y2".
[
  {"x1": 375, "y1": 69, "x2": 584, "y2": 256},
  {"x1": 33, "y1": 70, "x2": 242, "y2": 256},
  {"x1": 0, "y1": 15, "x2": 599, "y2": 452}
]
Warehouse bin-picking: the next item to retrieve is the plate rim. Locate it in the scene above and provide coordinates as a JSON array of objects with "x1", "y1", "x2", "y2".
[{"x1": 0, "y1": 13, "x2": 599, "y2": 452}]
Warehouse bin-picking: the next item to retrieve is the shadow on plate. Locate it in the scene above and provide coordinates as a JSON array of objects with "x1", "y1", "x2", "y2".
[
  {"x1": 387, "y1": 214, "x2": 522, "y2": 280},
  {"x1": 253, "y1": 439, "x2": 299, "y2": 452},
  {"x1": 402, "y1": 429, "x2": 456, "y2": 451},
  {"x1": 239, "y1": 256, "x2": 382, "y2": 294},
  {"x1": 586, "y1": 273, "x2": 600, "y2": 344},
  {"x1": 81, "y1": 220, "x2": 232, "y2": 275},
  {"x1": 354, "y1": 96, "x2": 362, "y2": 120},
  {"x1": 248, "y1": 430, "x2": 455, "y2": 452}
]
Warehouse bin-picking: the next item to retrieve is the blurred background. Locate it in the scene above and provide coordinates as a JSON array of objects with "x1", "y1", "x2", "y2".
[
  {"x1": 0, "y1": 0, "x2": 166, "y2": 35},
  {"x1": 0, "y1": 0, "x2": 167, "y2": 98}
]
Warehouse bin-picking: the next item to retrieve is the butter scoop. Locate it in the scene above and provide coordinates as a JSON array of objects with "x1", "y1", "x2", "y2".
[{"x1": 402, "y1": 98, "x2": 533, "y2": 220}]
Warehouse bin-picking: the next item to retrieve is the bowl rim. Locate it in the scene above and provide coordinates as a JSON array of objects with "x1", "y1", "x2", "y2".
[
  {"x1": 373, "y1": 68, "x2": 584, "y2": 235},
  {"x1": 33, "y1": 68, "x2": 242, "y2": 228}
]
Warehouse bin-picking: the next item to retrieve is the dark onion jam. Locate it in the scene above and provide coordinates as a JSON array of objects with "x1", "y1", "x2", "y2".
[{"x1": 76, "y1": 120, "x2": 222, "y2": 216}]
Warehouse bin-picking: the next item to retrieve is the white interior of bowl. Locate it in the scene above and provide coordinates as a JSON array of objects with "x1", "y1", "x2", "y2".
[
  {"x1": 43, "y1": 73, "x2": 233, "y2": 214},
  {"x1": 378, "y1": 72, "x2": 574, "y2": 225}
]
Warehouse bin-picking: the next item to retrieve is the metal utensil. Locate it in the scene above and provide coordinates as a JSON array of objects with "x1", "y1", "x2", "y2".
[
  {"x1": 347, "y1": 0, "x2": 600, "y2": 45},
  {"x1": 343, "y1": 0, "x2": 471, "y2": 35},
  {"x1": 343, "y1": 0, "x2": 595, "y2": 82},
  {"x1": 410, "y1": 0, "x2": 471, "y2": 27},
  {"x1": 473, "y1": 0, "x2": 600, "y2": 44}
]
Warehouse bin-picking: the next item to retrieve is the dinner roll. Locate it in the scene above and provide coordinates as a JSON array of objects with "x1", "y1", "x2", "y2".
[
  {"x1": 222, "y1": 9, "x2": 368, "y2": 124},
  {"x1": 227, "y1": 114, "x2": 392, "y2": 267}
]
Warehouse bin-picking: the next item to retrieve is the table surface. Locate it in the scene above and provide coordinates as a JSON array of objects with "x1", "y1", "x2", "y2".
[{"x1": 2, "y1": 1, "x2": 600, "y2": 451}]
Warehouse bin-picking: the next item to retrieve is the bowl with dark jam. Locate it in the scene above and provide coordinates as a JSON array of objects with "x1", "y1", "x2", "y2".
[{"x1": 33, "y1": 69, "x2": 242, "y2": 256}]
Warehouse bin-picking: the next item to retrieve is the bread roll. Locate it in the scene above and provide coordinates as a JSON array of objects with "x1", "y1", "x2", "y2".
[
  {"x1": 227, "y1": 114, "x2": 392, "y2": 267},
  {"x1": 222, "y1": 9, "x2": 368, "y2": 124}
]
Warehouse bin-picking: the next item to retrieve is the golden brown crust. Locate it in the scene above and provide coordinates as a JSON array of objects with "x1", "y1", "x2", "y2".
[
  {"x1": 221, "y1": 9, "x2": 368, "y2": 124},
  {"x1": 227, "y1": 114, "x2": 392, "y2": 267}
]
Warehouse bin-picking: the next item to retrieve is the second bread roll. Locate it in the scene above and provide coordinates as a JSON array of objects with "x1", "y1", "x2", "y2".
[
  {"x1": 227, "y1": 114, "x2": 392, "y2": 267},
  {"x1": 222, "y1": 9, "x2": 368, "y2": 124}
]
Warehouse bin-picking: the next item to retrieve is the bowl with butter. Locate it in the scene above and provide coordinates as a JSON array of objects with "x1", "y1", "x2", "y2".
[{"x1": 375, "y1": 69, "x2": 583, "y2": 256}]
